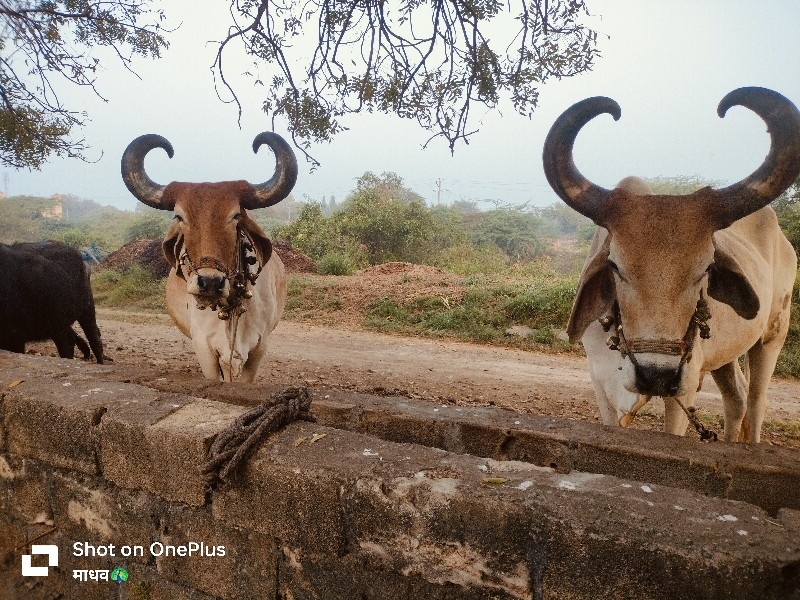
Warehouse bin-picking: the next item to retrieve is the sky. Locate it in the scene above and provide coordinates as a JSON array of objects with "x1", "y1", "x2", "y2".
[{"x1": 6, "y1": 1, "x2": 800, "y2": 212}]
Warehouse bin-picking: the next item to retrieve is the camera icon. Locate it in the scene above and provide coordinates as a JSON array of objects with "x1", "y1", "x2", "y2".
[{"x1": 21, "y1": 545, "x2": 59, "y2": 577}]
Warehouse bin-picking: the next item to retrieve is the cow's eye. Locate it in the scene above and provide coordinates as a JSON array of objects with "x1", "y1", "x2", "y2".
[
  {"x1": 173, "y1": 214, "x2": 184, "y2": 223},
  {"x1": 607, "y1": 260, "x2": 627, "y2": 282},
  {"x1": 232, "y1": 213, "x2": 242, "y2": 222}
]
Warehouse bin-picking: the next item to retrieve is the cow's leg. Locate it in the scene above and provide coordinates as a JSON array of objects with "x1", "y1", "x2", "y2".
[
  {"x1": 52, "y1": 328, "x2": 76, "y2": 359},
  {"x1": 710, "y1": 361, "x2": 747, "y2": 442},
  {"x1": 746, "y1": 338, "x2": 785, "y2": 444},
  {"x1": 587, "y1": 372, "x2": 619, "y2": 426},
  {"x1": 240, "y1": 339, "x2": 267, "y2": 384},
  {"x1": 192, "y1": 339, "x2": 224, "y2": 381},
  {"x1": 71, "y1": 328, "x2": 91, "y2": 360},
  {"x1": 78, "y1": 313, "x2": 104, "y2": 364},
  {"x1": 663, "y1": 396, "x2": 689, "y2": 435}
]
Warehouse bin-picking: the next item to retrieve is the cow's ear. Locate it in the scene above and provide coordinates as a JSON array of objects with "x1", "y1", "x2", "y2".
[
  {"x1": 239, "y1": 212, "x2": 273, "y2": 265},
  {"x1": 708, "y1": 243, "x2": 759, "y2": 320},
  {"x1": 566, "y1": 233, "x2": 615, "y2": 343},
  {"x1": 162, "y1": 219, "x2": 183, "y2": 274}
]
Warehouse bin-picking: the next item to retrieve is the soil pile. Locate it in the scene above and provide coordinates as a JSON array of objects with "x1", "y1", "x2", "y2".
[
  {"x1": 273, "y1": 240, "x2": 317, "y2": 273},
  {"x1": 99, "y1": 239, "x2": 316, "y2": 277},
  {"x1": 99, "y1": 239, "x2": 171, "y2": 278},
  {"x1": 359, "y1": 262, "x2": 444, "y2": 276}
]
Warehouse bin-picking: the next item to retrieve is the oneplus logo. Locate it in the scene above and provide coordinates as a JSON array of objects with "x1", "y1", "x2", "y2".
[{"x1": 21, "y1": 544, "x2": 59, "y2": 576}]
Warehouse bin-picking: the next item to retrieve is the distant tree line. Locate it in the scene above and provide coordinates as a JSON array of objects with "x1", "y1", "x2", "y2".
[
  {"x1": 8, "y1": 172, "x2": 797, "y2": 277},
  {"x1": 273, "y1": 171, "x2": 593, "y2": 274}
]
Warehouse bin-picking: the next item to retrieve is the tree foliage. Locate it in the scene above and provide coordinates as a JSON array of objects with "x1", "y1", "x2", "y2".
[
  {"x1": 336, "y1": 176, "x2": 437, "y2": 264},
  {"x1": 0, "y1": 0, "x2": 169, "y2": 168},
  {"x1": 216, "y1": 0, "x2": 599, "y2": 164},
  {"x1": 774, "y1": 174, "x2": 800, "y2": 254},
  {"x1": 641, "y1": 175, "x2": 723, "y2": 195},
  {"x1": 274, "y1": 171, "x2": 553, "y2": 268},
  {"x1": 469, "y1": 205, "x2": 545, "y2": 261}
]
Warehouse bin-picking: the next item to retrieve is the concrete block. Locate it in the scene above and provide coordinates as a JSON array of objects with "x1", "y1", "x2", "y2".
[
  {"x1": 307, "y1": 389, "x2": 800, "y2": 514},
  {"x1": 155, "y1": 505, "x2": 278, "y2": 598},
  {"x1": 49, "y1": 471, "x2": 161, "y2": 567},
  {"x1": 3, "y1": 377, "x2": 158, "y2": 474},
  {"x1": 212, "y1": 422, "x2": 347, "y2": 555},
  {"x1": 126, "y1": 571, "x2": 219, "y2": 600},
  {"x1": 214, "y1": 421, "x2": 800, "y2": 600},
  {"x1": 99, "y1": 392, "x2": 221, "y2": 505},
  {"x1": 3, "y1": 458, "x2": 51, "y2": 525},
  {"x1": 726, "y1": 462, "x2": 800, "y2": 516}
]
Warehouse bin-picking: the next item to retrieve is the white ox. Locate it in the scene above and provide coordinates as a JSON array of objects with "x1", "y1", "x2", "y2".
[
  {"x1": 121, "y1": 132, "x2": 297, "y2": 382},
  {"x1": 542, "y1": 87, "x2": 800, "y2": 443}
]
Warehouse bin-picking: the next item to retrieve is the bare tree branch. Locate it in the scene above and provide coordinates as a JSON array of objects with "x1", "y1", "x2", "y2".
[
  {"x1": 214, "y1": 0, "x2": 598, "y2": 166},
  {"x1": 0, "y1": 0, "x2": 170, "y2": 169}
]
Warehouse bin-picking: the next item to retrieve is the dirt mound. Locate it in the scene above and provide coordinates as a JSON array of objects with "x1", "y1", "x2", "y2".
[
  {"x1": 358, "y1": 262, "x2": 444, "y2": 276},
  {"x1": 273, "y1": 240, "x2": 317, "y2": 273},
  {"x1": 99, "y1": 239, "x2": 316, "y2": 278},
  {"x1": 99, "y1": 239, "x2": 171, "y2": 278}
]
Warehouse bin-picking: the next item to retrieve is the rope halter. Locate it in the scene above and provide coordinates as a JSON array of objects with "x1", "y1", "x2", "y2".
[
  {"x1": 603, "y1": 290, "x2": 711, "y2": 369},
  {"x1": 602, "y1": 290, "x2": 718, "y2": 441},
  {"x1": 175, "y1": 227, "x2": 263, "y2": 320}
]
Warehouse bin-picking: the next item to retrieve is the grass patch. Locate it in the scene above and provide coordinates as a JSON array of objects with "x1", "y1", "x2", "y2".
[
  {"x1": 89, "y1": 263, "x2": 800, "y2": 380},
  {"x1": 91, "y1": 266, "x2": 165, "y2": 311},
  {"x1": 761, "y1": 419, "x2": 800, "y2": 441},
  {"x1": 360, "y1": 275, "x2": 575, "y2": 350},
  {"x1": 773, "y1": 275, "x2": 800, "y2": 378}
]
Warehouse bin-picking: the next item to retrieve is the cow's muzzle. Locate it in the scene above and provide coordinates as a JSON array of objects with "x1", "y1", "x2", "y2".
[
  {"x1": 196, "y1": 273, "x2": 228, "y2": 297},
  {"x1": 603, "y1": 292, "x2": 712, "y2": 397},
  {"x1": 633, "y1": 362, "x2": 682, "y2": 397}
]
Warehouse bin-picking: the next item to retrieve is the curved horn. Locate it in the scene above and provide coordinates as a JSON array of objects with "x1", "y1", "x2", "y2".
[
  {"x1": 542, "y1": 96, "x2": 619, "y2": 223},
  {"x1": 121, "y1": 134, "x2": 174, "y2": 210},
  {"x1": 244, "y1": 132, "x2": 299, "y2": 210},
  {"x1": 713, "y1": 87, "x2": 800, "y2": 228}
]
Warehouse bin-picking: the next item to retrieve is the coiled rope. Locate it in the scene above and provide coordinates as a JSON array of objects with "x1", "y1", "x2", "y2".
[{"x1": 201, "y1": 387, "x2": 314, "y2": 488}]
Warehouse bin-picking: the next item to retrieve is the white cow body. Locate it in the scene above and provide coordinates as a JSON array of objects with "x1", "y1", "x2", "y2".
[
  {"x1": 580, "y1": 208, "x2": 796, "y2": 439},
  {"x1": 166, "y1": 252, "x2": 287, "y2": 382}
]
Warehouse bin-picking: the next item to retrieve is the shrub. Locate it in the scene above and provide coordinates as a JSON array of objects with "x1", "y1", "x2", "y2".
[
  {"x1": 318, "y1": 252, "x2": 356, "y2": 275},
  {"x1": 91, "y1": 266, "x2": 165, "y2": 310},
  {"x1": 503, "y1": 279, "x2": 576, "y2": 327}
]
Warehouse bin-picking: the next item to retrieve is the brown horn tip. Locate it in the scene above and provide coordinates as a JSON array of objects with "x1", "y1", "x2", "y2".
[
  {"x1": 244, "y1": 132, "x2": 298, "y2": 210},
  {"x1": 542, "y1": 96, "x2": 618, "y2": 223},
  {"x1": 714, "y1": 87, "x2": 800, "y2": 227},
  {"x1": 121, "y1": 134, "x2": 174, "y2": 210}
]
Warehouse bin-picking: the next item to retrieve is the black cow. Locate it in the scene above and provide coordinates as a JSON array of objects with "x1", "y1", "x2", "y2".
[{"x1": 0, "y1": 241, "x2": 104, "y2": 363}]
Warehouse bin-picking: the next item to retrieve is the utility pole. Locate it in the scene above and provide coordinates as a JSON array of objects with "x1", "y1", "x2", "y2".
[{"x1": 433, "y1": 178, "x2": 448, "y2": 205}]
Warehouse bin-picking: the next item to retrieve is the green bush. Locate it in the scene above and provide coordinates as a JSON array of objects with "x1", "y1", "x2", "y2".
[
  {"x1": 91, "y1": 266, "x2": 165, "y2": 310},
  {"x1": 503, "y1": 279, "x2": 576, "y2": 327},
  {"x1": 318, "y1": 252, "x2": 356, "y2": 275}
]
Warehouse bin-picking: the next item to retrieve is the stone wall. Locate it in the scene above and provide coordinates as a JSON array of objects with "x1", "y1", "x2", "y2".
[{"x1": 1, "y1": 351, "x2": 799, "y2": 599}]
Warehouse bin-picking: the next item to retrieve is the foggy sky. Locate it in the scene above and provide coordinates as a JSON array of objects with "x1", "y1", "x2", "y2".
[{"x1": 7, "y1": 1, "x2": 800, "y2": 212}]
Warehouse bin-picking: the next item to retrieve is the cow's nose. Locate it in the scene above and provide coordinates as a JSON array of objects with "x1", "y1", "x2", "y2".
[
  {"x1": 633, "y1": 363, "x2": 681, "y2": 397},
  {"x1": 196, "y1": 274, "x2": 226, "y2": 296}
]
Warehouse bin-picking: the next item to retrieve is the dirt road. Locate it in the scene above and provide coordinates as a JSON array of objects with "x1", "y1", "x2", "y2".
[{"x1": 38, "y1": 310, "x2": 793, "y2": 448}]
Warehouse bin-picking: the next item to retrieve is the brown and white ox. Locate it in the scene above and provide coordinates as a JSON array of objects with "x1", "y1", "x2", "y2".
[
  {"x1": 543, "y1": 87, "x2": 800, "y2": 443},
  {"x1": 121, "y1": 132, "x2": 297, "y2": 382}
]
